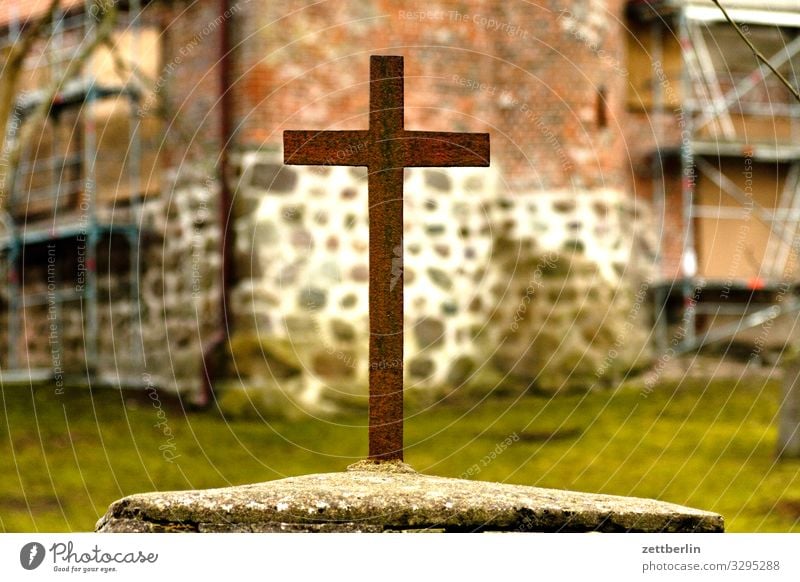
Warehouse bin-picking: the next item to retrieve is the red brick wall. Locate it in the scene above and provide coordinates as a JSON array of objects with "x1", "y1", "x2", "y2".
[
  {"x1": 3, "y1": 0, "x2": 638, "y2": 193},
  {"x1": 154, "y1": 0, "x2": 224, "y2": 171},
  {"x1": 624, "y1": 110, "x2": 685, "y2": 280},
  {"x1": 228, "y1": 0, "x2": 631, "y2": 192}
]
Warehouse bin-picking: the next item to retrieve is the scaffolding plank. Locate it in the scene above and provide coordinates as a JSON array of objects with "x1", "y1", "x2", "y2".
[
  {"x1": 679, "y1": 298, "x2": 800, "y2": 353},
  {"x1": 694, "y1": 34, "x2": 800, "y2": 133},
  {"x1": 691, "y1": 141, "x2": 800, "y2": 160},
  {"x1": 697, "y1": 157, "x2": 792, "y2": 243},
  {"x1": 763, "y1": 163, "x2": 800, "y2": 278}
]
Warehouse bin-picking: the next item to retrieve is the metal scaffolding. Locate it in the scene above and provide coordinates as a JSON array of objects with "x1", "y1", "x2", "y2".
[
  {"x1": 0, "y1": 0, "x2": 146, "y2": 385},
  {"x1": 630, "y1": 0, "x2": 800, "y2": 353}
]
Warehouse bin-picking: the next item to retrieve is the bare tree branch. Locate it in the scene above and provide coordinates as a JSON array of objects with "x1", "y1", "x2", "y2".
[
  {"x1": 711, "y1": 0, "x2": 800, "y2": 103},
  {"x1": 2, "y1": 1, "x2": 119, "y2": 204},
  {"x1": 0, "y1": 0, "x2": 61, "y2": 176},
  {"x1": 101, "y1": 36, "x2": 154, "y2": 96},
  {"x1": 101, "y1": 36, "x2": 212, "y2": 159}
]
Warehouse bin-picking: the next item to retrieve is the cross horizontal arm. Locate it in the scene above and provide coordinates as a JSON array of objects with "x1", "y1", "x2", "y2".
[
  {"x1": 398, "y1": 131, "x2": 490, "y2": 167},
  {"x1": 284, "y1": 130, "x2": 370, "y2": 166}
]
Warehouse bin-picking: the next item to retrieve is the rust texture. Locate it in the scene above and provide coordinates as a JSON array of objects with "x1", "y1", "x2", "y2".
[{"x1": 284, "y1": 55, "x2": 490, "y2": 461}]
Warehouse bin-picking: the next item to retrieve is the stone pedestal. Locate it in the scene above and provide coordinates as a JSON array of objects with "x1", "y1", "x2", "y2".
[{"x1": 96, "y1": 461, "x2": 723, "y2": 532}]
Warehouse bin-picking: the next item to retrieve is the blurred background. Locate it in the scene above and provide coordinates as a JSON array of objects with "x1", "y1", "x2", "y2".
[{"x1": 1, "y1": 0, "x2": 799, "y2": 532}]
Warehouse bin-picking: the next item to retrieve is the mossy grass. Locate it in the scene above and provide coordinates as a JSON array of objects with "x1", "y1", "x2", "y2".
[{"x1": 0, "y1": 374, "x2": 798, "y2": 532}]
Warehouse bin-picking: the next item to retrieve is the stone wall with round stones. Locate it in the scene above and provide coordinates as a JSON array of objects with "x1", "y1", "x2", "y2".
[
  {"x1": 223, "y1": 150, "x2": 656, "y2": 414},
  {"x1": 0, "y1": 172, "x2": 222, "y2": 396},
  {"x1": 137, "y1": 171, "x2": 223, "y2": 394}
]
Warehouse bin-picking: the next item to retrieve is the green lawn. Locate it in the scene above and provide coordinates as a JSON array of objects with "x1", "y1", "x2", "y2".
[{"x1": 1, "y1": 374, "x2": 799, "y2": 532}]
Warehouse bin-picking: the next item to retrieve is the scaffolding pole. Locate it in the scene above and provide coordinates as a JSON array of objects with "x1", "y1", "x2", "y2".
[{"x1": 679, "y1": 9, "x2": 698, "y2": 348}]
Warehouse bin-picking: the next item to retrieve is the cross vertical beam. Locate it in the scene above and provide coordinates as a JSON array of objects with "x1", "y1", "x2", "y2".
[
  {"x1": 368, "y1": 57, "x2": 405, "y2": 460},
  {"x1": 284, "y1": 56, "x2": 489, "y2": 462}
]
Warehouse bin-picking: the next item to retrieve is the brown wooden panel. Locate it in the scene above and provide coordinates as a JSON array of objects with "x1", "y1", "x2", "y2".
[
  {"x1": 625, "y1": 22, "x2": 683, "y2": 111},
  {"x1": 94, "y1": 98, "x2": 161, "y2": 204},
  {"x1": 696, "y1": 158, "x2": 798, "y2": 281},
  {"x1": 695, "y1": 115, "x2": 795, "y2": 144}
]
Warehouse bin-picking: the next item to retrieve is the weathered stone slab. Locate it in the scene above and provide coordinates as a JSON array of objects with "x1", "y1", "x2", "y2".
[{"x1": 96, "y1": 461, "x2": 723, "y2": 533}]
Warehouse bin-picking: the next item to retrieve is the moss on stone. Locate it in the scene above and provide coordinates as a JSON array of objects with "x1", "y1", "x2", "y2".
[
  {"x1": 96, "y1": 466, "x2": 724, "y2": 533},
  {"x1": 226, "y1": 333, "x2": 303, "y2": 379}
]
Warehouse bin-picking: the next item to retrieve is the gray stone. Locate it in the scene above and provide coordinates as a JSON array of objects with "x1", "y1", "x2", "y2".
[
  {"x1": 204, "y1": 235, "x2": 220, "y2": 254},
  {"x1": 316, "y1": 261, "x2": 340, "y2": 283},
  {"x1": 447, "y1": 355, "x2": 475, "y2": 386},
  {"x1": 96, "y1": 461, "x2": 724, "y2": 533},
  {"x1": 408, "y1": 357, "x2": 435, "y2": 378},
  {"x1": 298, "y1": 287, "x2": 326, "y2": 310},
  {"x1": 350, "y1": 265, "x2": 369, "y2": 282},
  {"x1": 226, "y1": 333, "x2": 302, "y2": 380},
  {"x1": 290, "y1": 229, "x2": 313, "y2": 249},
  {"x1": 414, "y1": 318, "x2": 445, "y2": 349},
  {"x1": 424, "y1": 170, "x2": 451, "y2": 191},
  {"x1": 284, "y1": 315, "x2": 316, "y2": 337},
  {"x1": 282, "y1": 205, "x2": 303, "y2": 223},
  {"x1": 251, "y1": 163, "x2": 297, "y2": 193},
  {"x1": 277, "y1": 262, "x2": 301, "y2": 286},
  {"x1": 340, "y1": 293, "x2": 358, "y2": 309},
  {"x1": 468, "y1": 296, "x2": 482, "y2": 313},
  {"x1": 427, "y1": 267, "x2": 453, "y2": 290},
  {"x1": 464, "y1": 176, "x2": 483, "y2": 192},
  {"x1": 234, "y1": 249, "x2": 262, "y2": 279},
  {"x1": 254, "y1": 221, "x2": 279, "y2": 246},
  {"x1": 441, "y1": 301, "x2": 458, "y2": 316},
  {"x1": 349, "y1": 167, "x2": 367, "y2": 180},
  {"x1": 331, "y1": 319, "x2": 356, "y2": 342},
  {"x1": 232, "y1": 194, "x2": 260, "y2": 219},
  {"x1": 312, "y1": 351, "x2": 356, "y2": 378},
  {"x1": 553, "y1": 200, "x2": 576, "y2": 213},
  {"x1": 592, "y1": 201, "x2": 609, "y2": 217}
]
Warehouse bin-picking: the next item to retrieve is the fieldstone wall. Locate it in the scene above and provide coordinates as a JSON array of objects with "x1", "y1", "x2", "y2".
[
  {"x1": 0, "y1": 149, "x2": 653, "y2": 406},
  {"x1": 0, "y1": 171, "x2": 221, "y2": 395},
  {"x1": 137, "y1": 171, "x2": 222, "y2": 393},
  {"x1": 223, "y1": 150, "x2": 655, "y2": 415}
]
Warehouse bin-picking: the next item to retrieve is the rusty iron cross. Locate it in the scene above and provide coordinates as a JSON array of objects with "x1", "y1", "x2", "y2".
[{"x1": 284, "y1": 56, "x2": 490, "y2": 461}]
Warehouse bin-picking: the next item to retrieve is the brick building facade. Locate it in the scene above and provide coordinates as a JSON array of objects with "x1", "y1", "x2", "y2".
[{"x1": 1, "y1": 0, "x2": 665, "y2": 410}]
